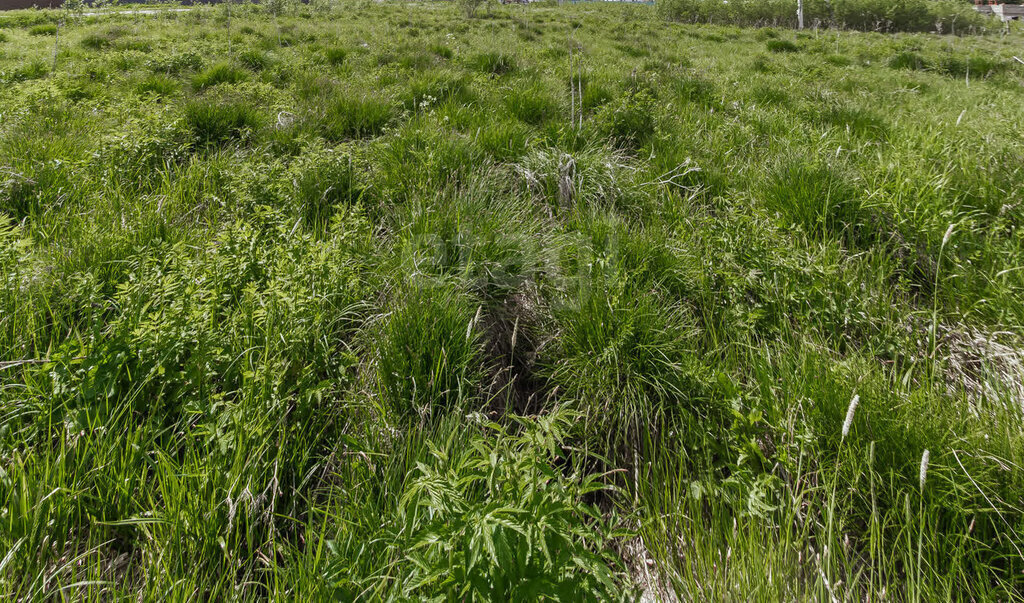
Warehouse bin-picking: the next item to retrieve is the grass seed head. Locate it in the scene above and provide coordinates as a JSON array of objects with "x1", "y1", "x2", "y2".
[
  {"x1": 842, "y1": 393, "x2": 860, "y2": 440},
  {"x1": 919, "y1": 449, "x2": 930, "y2": 490}
]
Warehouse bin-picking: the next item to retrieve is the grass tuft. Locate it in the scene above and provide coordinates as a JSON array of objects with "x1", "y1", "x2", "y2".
[{"x1": 192, "y1": 61, "x2": 248, "y2": 89}]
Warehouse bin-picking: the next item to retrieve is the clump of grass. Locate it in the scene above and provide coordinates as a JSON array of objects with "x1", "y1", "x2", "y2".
[
  {"x1": 238, "y1": 49, "x2": 272, "y2": 71},
  {"x1": 477, "y1": 120, "x2": 531, "y2": 161},
  {"x1": 372, "y1": 284, "x2": 483, "y2": 420},
  {"x1": 192, "y1": 61, "x2": 248, "y2": 89},
  {"x1": 581, "y1": 80, "x2": 614, "y2": 111},
  {"x1": 809, "y1": 99, "x2": 888, "y2": 138},
  {"x1": 937, "y1": 54, "x2": 1005, "y2": 78},
  {"x1": 402, "y1": 70, "x2": 472, "y2": 111},
  {"x1": 324, "y1": 45, "x2": 347, "y2": 66},
  {"x1": 184, "y1": 99, "x2": 264, "y2": 144},
  {"x1": 750, "y1": 83, "x2": 790, "y2": 105},
  {"x1": 504, "y1": 84, "x2": 558, "y2": 125},
  {"x1": 595, "y1": 89, "x2": 657, "y2": 147},
  {"x1": 28, "y1": 23, "x2": 57, "y2": 36},
  {"x1": 766, "y1": 39, "x2": 799, "y2": 53},
  {"x1": 317, "y1": 93, "x2": 395, "y2": 141},
  {"x1": 673, "y1": 73, "x2": 717, "y2": 106},
  {"x1": 290, "y1": 149, "x2": 360, "y2": 228},
  {"x1": 81, "y1": 32, "x2": 114, "y2": 50},
  {"x1": 136, "y1": 73, "x2": 180, "y2": 96},
  {"x1": 469, "y1": 50, "x2": 516, "y2": 75},
  {"x1": 10, "y1": 60, "x2": 49, "y2": 82},
  {"x1": 429, "y1": 42, "x2": 453, "y2": 59},
  {"x1": 888, "y1": 50, "x2": 927, "y2": 70},
  {"x1": 760, "y1": 157, "x2": 871, "y2": 244}
]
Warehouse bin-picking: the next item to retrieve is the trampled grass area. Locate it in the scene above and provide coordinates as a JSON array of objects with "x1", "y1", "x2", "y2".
[{"x1": 1, "y1": 1, "x2": 1024, "y2": 599}]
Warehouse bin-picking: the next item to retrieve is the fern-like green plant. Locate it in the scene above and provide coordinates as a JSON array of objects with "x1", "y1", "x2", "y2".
[{"x1": 396, "y1": 410, "x2": 631, "y2": 601}]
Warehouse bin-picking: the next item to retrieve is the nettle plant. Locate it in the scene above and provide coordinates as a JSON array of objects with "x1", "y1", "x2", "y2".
[{"x1": 396, "y1": 409, "x2": 631, "y2": 601}]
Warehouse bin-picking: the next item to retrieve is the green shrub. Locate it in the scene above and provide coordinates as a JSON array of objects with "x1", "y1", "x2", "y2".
[{"x1": 192, "y1": 61, "x2": 247, "y2": 89}]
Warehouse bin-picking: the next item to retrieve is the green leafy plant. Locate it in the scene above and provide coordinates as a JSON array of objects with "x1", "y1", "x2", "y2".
[{"x1": 397, "y1": 409, "x2": 631, "y2": 600}]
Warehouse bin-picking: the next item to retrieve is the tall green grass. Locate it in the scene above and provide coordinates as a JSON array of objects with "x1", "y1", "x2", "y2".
[{"x1": 1, "y1": 1, "x2": 1023, "y2": 599}]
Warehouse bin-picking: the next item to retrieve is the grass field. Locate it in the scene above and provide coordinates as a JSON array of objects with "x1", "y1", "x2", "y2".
[{"x1": 2, "y1": 1, "x2": 1024, "y2": 599}]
